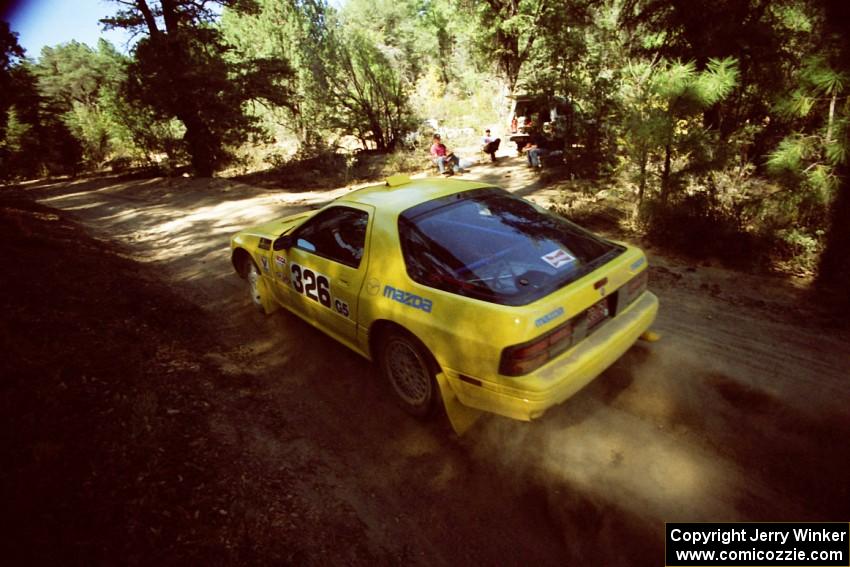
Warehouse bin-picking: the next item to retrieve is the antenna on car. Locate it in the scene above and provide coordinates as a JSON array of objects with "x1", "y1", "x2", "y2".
[{"x1": 386, "y1": 174, "x2": 411, "y2": 187}]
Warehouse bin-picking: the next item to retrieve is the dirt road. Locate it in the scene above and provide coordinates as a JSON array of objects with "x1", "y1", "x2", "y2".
[{"x1": 27, "y1": 159, "x2": 850, "y2": 565}]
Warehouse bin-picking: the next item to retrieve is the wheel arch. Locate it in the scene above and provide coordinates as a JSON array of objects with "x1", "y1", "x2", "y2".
[{"x1": 231, "y1": 247, "x2": 253, "y2": 278}]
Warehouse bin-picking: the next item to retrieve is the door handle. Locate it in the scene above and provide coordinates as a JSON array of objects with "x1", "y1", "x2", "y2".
[{"x1": 338, "y1": 278, "x2": 350, "y2": 287}]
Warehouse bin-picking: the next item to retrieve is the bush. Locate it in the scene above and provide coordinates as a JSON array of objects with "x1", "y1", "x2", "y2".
[
  {"x1": 774, "y1": 228, "x2": 824, "y2": 275},
  {"x1": 236, "y1": 147, "x2": 429, "y2": 190},
  {"x1": 642, "y1": 194, "x2": 773, "y2": 269}
]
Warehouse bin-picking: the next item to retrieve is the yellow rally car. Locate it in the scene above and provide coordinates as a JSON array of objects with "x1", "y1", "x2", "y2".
[{"x1": 230, "y1": 176, "x2": 658, "y2": 425}]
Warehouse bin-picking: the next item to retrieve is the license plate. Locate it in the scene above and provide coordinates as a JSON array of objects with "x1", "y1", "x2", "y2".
[{"x1": 586, "y1": 299, "x2": 610, "y2": 329}]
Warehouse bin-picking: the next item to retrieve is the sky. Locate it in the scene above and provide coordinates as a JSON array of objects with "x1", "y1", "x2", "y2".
[{"x1": 4, "y1": 0, "x2": 136, "y2": 58}]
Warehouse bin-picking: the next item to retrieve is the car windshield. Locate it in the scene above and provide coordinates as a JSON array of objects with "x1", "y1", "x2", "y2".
[{"x1": 399, "y1": 188, "x2": 623, "y2": 306}]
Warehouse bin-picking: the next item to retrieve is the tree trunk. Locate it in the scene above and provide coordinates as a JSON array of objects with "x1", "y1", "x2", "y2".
[
  {"x1": 826, "y1": 90, "x2": 836, "y2": 144},
  {"x1": 179, "y1": 110, "x2": 215, "y2": 177},
  {"x1": 160, "y1": 0, "x2": 180, "y2": 34},
  {"x1": 660, "y1": 142, "x2": 672, "y2": 204},
  {"x1": 635, "y1": 148, "x2": 648, "y2": 221},
  {"x1": 816, "y1": 161, "x2": 850, "y2": 295}
]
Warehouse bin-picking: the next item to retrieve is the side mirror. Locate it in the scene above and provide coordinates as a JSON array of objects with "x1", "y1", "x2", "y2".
[{"x1": 273, "y1": 234, "x2": 294, "y2": 251}]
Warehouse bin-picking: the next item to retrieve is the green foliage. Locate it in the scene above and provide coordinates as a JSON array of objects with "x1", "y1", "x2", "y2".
[
  {"x1": 220, "y1": 0, "x2": 321, "y2": 146},
  {"x1": 767, "y1": 55, "x2": 848, "y2": 235},
  {"x1": 619, "y1": 56, "x2": 740, "y2": 203},
  {"x1": 776, "y1": 227, "x2": 824, "y2": 274},
  {"x1": 775, "y1": 56, "x2": 848, "y2": 122},
  {"x1": 622, "y1": 0, "x2": 820, "y2": 158},
  {"x1": 28, "y1": 40, "x2": 144, "y2": 167},
  {"x1": 767, "y1": 135, "x2": 815, "y2": 174},
  {"x1": 105, "y1": 0, "x2": 295, "y2": 175},
  {"x1": 1, "y1": 20, "x2": 26, "y2": 155},
  {"x1": 291, "y1": 2, "x2": 417, "y2": 151},
  {"x1": 459, "y1": 0, "x2": 550, "y2": 94},
  {"x1": 1, "y1": 64, "x2": 83, "y2": 179},
  {"x1": 642, "y1": 194, "x2": 772, "y2": 270},
  {"x1": 221, "y1": 0, "x2": 422, "y2": 153}
]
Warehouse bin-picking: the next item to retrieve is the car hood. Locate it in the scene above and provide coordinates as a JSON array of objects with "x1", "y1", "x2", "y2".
[{"x1": 236, "y1": 210, "x2": 316, "y2": 240}]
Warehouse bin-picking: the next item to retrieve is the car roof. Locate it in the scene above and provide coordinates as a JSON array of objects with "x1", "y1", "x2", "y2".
[{"x1": 336, "y1": 177, "x2": 495, "y2": 215}]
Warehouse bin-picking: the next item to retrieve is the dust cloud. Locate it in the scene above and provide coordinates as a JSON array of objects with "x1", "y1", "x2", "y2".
[{"x1": 463, "y1": 335, "x2": 840, "y2": 564}]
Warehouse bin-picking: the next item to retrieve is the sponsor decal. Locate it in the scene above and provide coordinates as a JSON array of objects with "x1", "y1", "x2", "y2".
[
  {"x1": 258, "y1": 238, "x2": 271, "y2": 250},
  {"x1": 541, "y1": 248, "x2": 576, "y2": 269},
  {"x1": 535, "y1": 306, "x2": 565, "y2": 327},
  {"x1": 260, "y1": 256, "x2": 269, "y2": 272},
  {"x1": 366, "y1": 277, "x2": 381, "y2": 296},
  {"x1": 274, "y1": 254, "x2": 287, "y2": 267},
  {"x1": 382, "y1": 285, "x2": 433, "y2": 313},
  {"x1": 630, "y1": 257, "x2": 646, "y2": 271}
]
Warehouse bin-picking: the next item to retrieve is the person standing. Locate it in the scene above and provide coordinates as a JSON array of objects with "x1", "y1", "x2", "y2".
[{"x1": 481, "y1": 129, "x2": 501, "y2": 162}]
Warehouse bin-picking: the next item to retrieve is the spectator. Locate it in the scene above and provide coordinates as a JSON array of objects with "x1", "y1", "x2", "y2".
[
  {"x1": 522, "y1": 128, "x2": 546, "y2": 168},
  {"x1": 429, "y1": 134, "x2": 464, "y2": 175},
  {"x1": 481, "y1": 129, "x2": 501, "y2": 162},
  {"x1": 522, "y1": 123, "x2": 563, "y2": 169}
]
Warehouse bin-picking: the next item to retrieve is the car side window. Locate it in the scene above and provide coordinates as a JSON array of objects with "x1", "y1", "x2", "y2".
[{"x1": 293, "y1": 206, "x2": 368, "y2": 268}]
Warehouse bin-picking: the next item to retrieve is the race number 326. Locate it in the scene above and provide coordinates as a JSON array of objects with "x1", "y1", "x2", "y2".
[{"x1": 290, "y1": 263, "x2": 331, "y2": 307}]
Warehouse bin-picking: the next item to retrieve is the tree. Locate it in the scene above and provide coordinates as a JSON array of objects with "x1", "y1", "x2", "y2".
[
  {"x1": 620, "y1": 57, "x2": 739, "y2": 205},
  {"x1": 2, "y1": 22, "x2": 83, "y2": 179},
  {"x1": 311, "y1": 21, "x2": 415, "y2": 151},
  {"x1": 460, "y1": 0, "x2": 550, "y2": 96},
  {"x1": 521, "y1": 0, "x2": 617, "y2": 173},
  {"x1": 32, "y1": 40, "x2": 138, "y2": 166},
  {"x1": 620, "y1": 0, "x2": 817, "y2": 160},
  {"x1": 766, "y1": 56, "x2": 848, "y2": 228},
  {"x1": 1, "y1": 21, "x2": 25, "y2": 149},
  {"x1": 811, "y1": 0, "x2": 850, "y2": 303},
  {"x1": 220, "y1": 0, "x2": 322, "y2": 147},
  {"x1": 2, "y1": 63, "x2": 83, "y2": 179},
  {"x1": 103, "y1": 0, "x2": 294, "y2": 175}
]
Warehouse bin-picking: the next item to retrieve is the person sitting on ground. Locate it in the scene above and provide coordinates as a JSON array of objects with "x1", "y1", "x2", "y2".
[
  {"x1": 429, "y1": 133, "x2": 464, "y2": 175},
  {"x1": 481, "y1": 129, "x2": 501, "y2": 162},
  {"x1": 522, "y1": 123, "x2": 563, "y2": 169},
  {"x1": 522, "y1": 126, "x2": 547, "y2": 169}
]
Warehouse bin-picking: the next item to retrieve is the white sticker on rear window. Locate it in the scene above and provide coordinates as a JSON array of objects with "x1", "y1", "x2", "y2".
[{"x1": 541, "y1": 248, "x2": 576, "y2": 269}]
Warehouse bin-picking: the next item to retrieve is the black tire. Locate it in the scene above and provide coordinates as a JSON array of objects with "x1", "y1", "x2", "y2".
[
  {"x1": 244, "y1": 257, "x2": 266, "y2": 313},
  {"x1": 379, "y1": 330, "x2": 438, "y2": 418}
]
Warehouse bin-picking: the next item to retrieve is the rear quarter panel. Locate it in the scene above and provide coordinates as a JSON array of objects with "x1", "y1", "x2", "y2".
[{"x1": 360, "y1": 206, "x2": 650, "y2": 384}]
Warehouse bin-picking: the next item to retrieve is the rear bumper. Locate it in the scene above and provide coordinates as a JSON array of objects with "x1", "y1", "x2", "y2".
[{"x1": 445, "y1": 291, "x2": 659, "y2": 421}]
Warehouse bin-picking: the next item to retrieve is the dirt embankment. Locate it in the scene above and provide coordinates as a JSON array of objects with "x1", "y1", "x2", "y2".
[
  {"x1": 4, "y1": 161, "x2": 850, "y2": 565},
  {"x1": 0, "y1": 191, "x2": 386, "y2": 565}
]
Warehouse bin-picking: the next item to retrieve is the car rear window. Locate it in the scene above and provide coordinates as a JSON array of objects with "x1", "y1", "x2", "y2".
[{"x1": 398, "y1": 187, "x2": 623, "y2": 306}]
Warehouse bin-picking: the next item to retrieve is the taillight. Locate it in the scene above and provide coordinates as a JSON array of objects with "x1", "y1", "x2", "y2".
[
  {"x1": 499, "y1": 320, "x2": 574, "y2": 376},
  {"x1": 627, "y1": 270, "x2": 648, "y2": 299}
]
